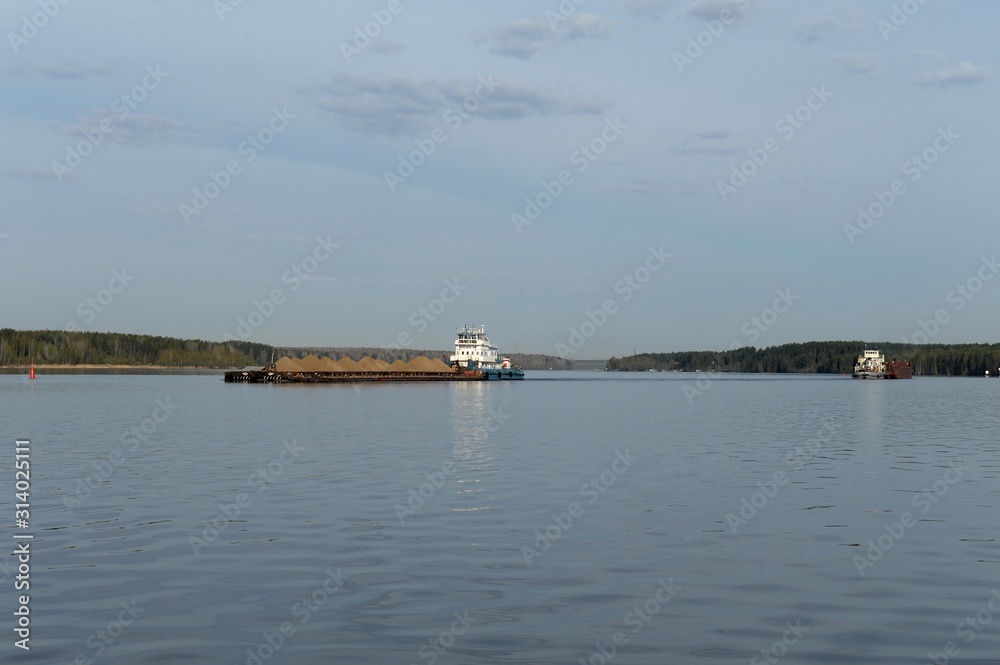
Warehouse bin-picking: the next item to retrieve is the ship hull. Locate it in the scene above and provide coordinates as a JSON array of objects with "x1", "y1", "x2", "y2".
[
  {"x1": 224, "y1": 368, "x2": 523, "y2": 383},
  {"x1": 851, "y1": 371, "x2": 884, "y2": 379},
  {"x1": 885, "y1": 360, "x2": 913, "y2": 379}
]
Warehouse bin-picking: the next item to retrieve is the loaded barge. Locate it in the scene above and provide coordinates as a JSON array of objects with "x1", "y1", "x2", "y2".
[
  {"x1": 225, "y1": 325, "x2": 524, "y2": 383},
  {"x1": 852, "y1": 348, "x2": 913, "y2": 379}
]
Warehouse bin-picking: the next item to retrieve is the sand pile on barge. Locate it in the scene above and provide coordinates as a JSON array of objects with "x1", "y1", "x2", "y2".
[
  {"x1": 272, "y1": 355, "x2": 453, "y2": 373},
  {"x1": 429, "y1": 358, "x2": 453, "y2": 372},
  {"x1": 320, "y1": 357, "x2": 344, "y2": 371},
  {"x1": 275, "y1": 357, "x2": 305, "y2": 372},
  {"x1": 337, "y1": 357, "x2": 360, "y2": 371},
  {"x1": 298, "y1": 355, "x2": 326, "y2": 372}
]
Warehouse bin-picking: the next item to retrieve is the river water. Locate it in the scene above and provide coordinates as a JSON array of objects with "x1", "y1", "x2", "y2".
[{"x1": 2, "y1": 372, "x2": 999, "y2": 664}]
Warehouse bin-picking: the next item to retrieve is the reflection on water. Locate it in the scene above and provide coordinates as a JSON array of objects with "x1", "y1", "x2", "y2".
[
  {"x1": 2, "y1": 372, "x2": 999, "y2": 664},
  {"x1": 449, "y1": 382, "x2": 503, "y2": 520}
]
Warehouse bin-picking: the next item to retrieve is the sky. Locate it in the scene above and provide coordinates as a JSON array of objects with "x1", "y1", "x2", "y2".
[{"x1": 1, "y1": 0, "x2": 997, "y2": 359}]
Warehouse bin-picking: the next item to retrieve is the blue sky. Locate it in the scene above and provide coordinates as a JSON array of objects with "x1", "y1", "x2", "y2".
[{"x1": 1, "y1": 0, "x2": 996, "y2": 359}]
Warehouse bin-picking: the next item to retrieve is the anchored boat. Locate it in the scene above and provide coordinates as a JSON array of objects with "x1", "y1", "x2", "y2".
[
  {"x1": 449, "y1": 325, "x2": 524, "y2": 380},
  {"x1": 224, "y1": 325, "x2": 523, "y2": 383},
  {"x1": 852, "y1": 349, "x2": 913, "y2": 379}
]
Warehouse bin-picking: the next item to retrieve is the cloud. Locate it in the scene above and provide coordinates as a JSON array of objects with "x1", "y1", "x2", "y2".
[
  {"x1": 478, "y1": 14, "x2": 612, "y2": 60},
  {"x1": 310, "y1": 73, "x2": 613, "y2": 134},
  {"x1": 684, "y1": 0, "x2": 764, "y2": 23},
  {"x1": 50, "y1": 111, "x2": 209, "y2": 146},
  {"x1": 612, "y1": 176, "x2": 704, "y2": 197},
  {"x1": 0, "y1": 165, "x2": 61, "y2": 181},
  {"x1": 833, "y1": 53, "x2": 886, "y2": 76},
  {"x1": 916, "y1": 61, "x2": 991, "y2": 88},
  {"x1": 792, "y1": 4, "x2": 861, "y2": 43},
  {"x1": 657, "y1": 131, "x2": 738, "y2": 157},
  {"x1": 619, "y1": 0, "x2": 681, "y2": 18},
  {"x1": 369, "y1": 40, "x2": 407, "y2": 56},
  {"x1": 6, "y1": 65, "x2": 119, "y2": 80}
]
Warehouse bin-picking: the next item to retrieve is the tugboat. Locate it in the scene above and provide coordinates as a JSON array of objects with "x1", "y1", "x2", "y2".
[
  {"x1": 852, "y1": 349, "x2": 912, "y2": 379},
  {"x1": 450, "y1": 325, "x2": 524, "y2": 380}
]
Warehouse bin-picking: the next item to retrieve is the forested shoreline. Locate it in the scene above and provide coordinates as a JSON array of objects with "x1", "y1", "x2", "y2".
[
  {"x1": 0, "y1": 329, "x2": 571, "y2": 370},
  {"x1": 607, "y1": 341, "x2": 1000, "y2": 376}
]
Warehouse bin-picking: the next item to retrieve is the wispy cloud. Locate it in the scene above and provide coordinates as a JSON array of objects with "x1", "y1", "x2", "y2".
[
  {"x1": 662, "y1": 131, "x2": 739, "y2": 156},
  {"x1": 49, "y1": 111, "x2": 210, "y2": 146},
  {"x1": 6, "y1": 64, "x2": 119, "y2": 80},
  {"x1": 917, "y1": 61, "x2": 991, "y2": 88},
  {"x1": 792, "y1": 3, "x2": 860, "y2": 43},
  {"x1": 309, "y1": 73, "x2": 613, "y2": 134},
  {"x1": 478, "y1": 14, "x2": 612, "y2": 60},
  {"x1": 833, "y1": 53, "x2": 886, "y2": 76},
  {"x1": 684, "y1": 0, "x2": 765, "y2": 23},
  {"x1": 369, "y1": 41, "x2": 407, "y2": 56},
  {"x1": 619, "y1": 0, "x2": 681, "y2": 18},
  {"x1": 1, "y1": 165, "x2": 61, "y2": 181}
]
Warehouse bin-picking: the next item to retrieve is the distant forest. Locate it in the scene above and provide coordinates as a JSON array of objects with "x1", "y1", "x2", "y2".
[
  {"x1": 0, "y1": 329, "x2": 573, "y2": 370},
  {"x1": 607, "y1": 341, "x2": 1000, "y2": 376}
]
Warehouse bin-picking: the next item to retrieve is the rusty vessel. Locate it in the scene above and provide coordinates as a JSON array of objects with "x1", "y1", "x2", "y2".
[{"x1": 852, "y1": 349, "x2": 912, "y2": 379}]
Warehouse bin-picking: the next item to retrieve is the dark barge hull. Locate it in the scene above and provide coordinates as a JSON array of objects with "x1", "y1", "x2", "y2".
[
  {"x1": 224, "y1": 369, "x2": 523, "y2": 383},
  {"x1": 885, "y1": 359, "x2": 913, "y2": 379}
]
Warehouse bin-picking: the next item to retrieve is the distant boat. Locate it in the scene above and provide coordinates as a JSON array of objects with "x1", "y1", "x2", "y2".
[
  {"x1": 449, "y1": 325, "x2": 524, "y2": 380},
  {"x1": 852, "y1": 349, "x2": 912, "y2": 379}
]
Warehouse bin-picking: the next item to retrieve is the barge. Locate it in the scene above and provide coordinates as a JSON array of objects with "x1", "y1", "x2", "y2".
[
  {"x1": 852, "y1": 348, "x2": 913, "y2": 379},
  {"x1": 225, "y1": 325, "x2": 524, "y2": 383}
]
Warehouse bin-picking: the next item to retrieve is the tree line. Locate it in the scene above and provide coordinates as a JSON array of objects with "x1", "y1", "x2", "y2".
[
  {"x1": 607, "y1": 341, "x2": 1000, "y2": 376},
  {"x1": 0, "y1": 329, "x2": 273, "y2": 368},
  {"x1": 0, "y1": 329, "x2": 573, "y2": 370}
]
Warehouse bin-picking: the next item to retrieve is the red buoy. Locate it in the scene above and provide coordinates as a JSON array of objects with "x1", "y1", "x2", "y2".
[{"x1": 29, "y1": 364, "x2": 35, "y2": 380}]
